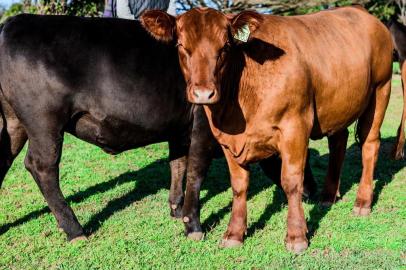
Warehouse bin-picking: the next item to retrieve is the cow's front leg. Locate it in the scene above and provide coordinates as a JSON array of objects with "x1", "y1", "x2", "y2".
[
  {"x1": 280, "y1": 125, "x2": 310, "y2": 254},
  {"x1": 24, "y1": 133, "x2": 85, "y2": 241},
  {"x1": 169, "y1": 138, "x2": 190, "y2": 218},
  {"x1": 182, "y1": 106, "x2": 215, "y2": 241},
  {"x1": 168, "y1": 141, "x2": 188, "y2": 218},
  {"x1": 220, "y1": 149, "x2": 249, "y2": 248},
  {"x1": 181, "y1": 146, "x2": 212, "y2": 240}
]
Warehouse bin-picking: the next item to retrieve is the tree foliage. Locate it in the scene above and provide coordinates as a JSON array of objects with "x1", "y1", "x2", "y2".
[
  {"x1": 0, "y1": 0, "x2": 104, "y2": 22},
  {"x1": 177, "y1": 0, "x2": 364, "y2": 14},
  {"x1": 0, "y1": 0, "x2": 401, "y2": 24},
  {"x1": 177, "y1": 0, "x2": 396, "y2": 19},
  {"x1": 391, "y1": 0, "x2": 406, "y2": 24}
]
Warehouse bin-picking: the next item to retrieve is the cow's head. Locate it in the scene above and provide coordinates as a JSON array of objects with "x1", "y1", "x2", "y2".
[{"x1": 141, "y1": 8, "x2": 263, "y2": 104}]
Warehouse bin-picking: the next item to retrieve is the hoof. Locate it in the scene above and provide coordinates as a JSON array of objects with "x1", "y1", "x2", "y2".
[
  {"x1": 70, "y1": 235, "x2": 88, "y2": 243},
  {"x1": 170, "y1": 204, "x2": 182, "y2": 219},
  {"x1": 57, "y1": 227, "x2": 64, "y2": 233},
  {"x1": 353, "y1": 206, "x2": 371, "y2": 216},
  {"x1": 170, "y1": 209, "x2": 182, "y2": 219},
  {"x1": 285, "y1": 241, "x2": 308, "y2": 254},
  {"x1": 219, "y1": 239, "x2": 243, "y2": 248},
  {"x1": 187, "y1": 232, "x2": 204, "y2": 241}
]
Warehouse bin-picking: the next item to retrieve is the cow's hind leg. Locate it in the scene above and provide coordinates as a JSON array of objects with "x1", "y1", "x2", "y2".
[
  {"x1": 260, "y1": 152, "x2": 316, "y2": 199},
  {"x1": 354, "y1": 80, "x2": 391, "y2": 216},
  {"x1": 321, "y1": 128, "x2": 349, "y2": 206},
  {"x1": 168, "y1": 140, "x2": 188, "y2": 218},
  {"x1": 0, "y1": 99, "x2": 27, "y2": 187},
  {"x1": 24, "y1": 125, "x2": 85, "y2": 241}
]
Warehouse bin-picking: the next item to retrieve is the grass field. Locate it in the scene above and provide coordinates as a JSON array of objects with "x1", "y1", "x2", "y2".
[{"x1": 0, "y1": 77, "x2": 405, "y2": 270}]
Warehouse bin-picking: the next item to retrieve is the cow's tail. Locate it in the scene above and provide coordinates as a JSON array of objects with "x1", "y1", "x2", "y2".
[
  {"x1": 0, "y1": 22, "x2": 6, "y2": 155},
  {"x1": 392, "y1": 65, "x2": 406, "y2": 160},
  {"x1": 0, "y1": 21, "x2": 6, "y2": 165},
  {"x1": 354, "y1": 120, "x2": 360, "y2": 147},
  {"x1": 0, "y1": 94, "x2": 9, "y2": 188},
  {"x1": 0, "y1": 96, "x2": 28, "y2": 189},
  {"x1": 0, "y1": 22, "x2": 28, "y2": 188}
]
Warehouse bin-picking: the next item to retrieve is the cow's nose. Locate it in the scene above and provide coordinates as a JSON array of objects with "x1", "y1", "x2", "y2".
[{"x1": 192, "y1": 88, "x2": 215, "y2": 104}]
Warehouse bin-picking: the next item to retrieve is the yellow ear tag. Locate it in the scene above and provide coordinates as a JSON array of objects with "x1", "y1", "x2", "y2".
[{"x1": 233, "y1": 24, "x2": 250, "y2": 42}]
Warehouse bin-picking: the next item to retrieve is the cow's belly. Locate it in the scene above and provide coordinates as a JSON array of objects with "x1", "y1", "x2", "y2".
[
  {"x1": 310, "y1": 84, "x2": 372, "y2": 139},
  {"x1": 66, "y1": 113, "x2": 170, "y2": 154}
]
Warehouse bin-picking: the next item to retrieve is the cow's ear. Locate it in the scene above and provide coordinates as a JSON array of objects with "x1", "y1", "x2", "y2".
[
  {"x1": 141, "y1": 10, "x2": 176, "y2": 43},
  {"x1": 229, "y1": 11, "x2": 263, "y2": 43}
]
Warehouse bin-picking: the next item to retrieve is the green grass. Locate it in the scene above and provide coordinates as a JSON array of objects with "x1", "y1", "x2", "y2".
[
  {"x1": 393, "y1": 62, "x2": 401, "y2": 75},
  {"x1": 0, "y1": 78, "x2": 405, "y2": 270}
]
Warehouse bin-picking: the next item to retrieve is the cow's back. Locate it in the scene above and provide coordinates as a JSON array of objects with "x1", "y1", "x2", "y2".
[
  {"x1": 0, "y1": 14, "x2": 189, "y2": 148},
  {"x1": 249, "y1": 6, "x2": 392, "y2": 138}
]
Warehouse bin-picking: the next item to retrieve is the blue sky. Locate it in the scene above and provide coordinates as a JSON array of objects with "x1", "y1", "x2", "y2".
[{"x1": 0, "y1": 0, "x2": 19, "y2": 8}]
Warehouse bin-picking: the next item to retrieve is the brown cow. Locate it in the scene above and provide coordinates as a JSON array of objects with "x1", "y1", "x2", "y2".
[{"x1": 141, "y1": 6, "x2": 393, "y2": 253}]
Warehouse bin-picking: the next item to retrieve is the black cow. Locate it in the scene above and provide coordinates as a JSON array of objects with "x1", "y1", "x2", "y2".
[
  {"x1": 0, "y1": 14, "x2": 223, "y2": 241},
  {"x1": 387, "y1": 18, "x2": 406, "y2": 159},
  {"x1": 0, "y1": 14, "x2": 315, "y2": 242}
]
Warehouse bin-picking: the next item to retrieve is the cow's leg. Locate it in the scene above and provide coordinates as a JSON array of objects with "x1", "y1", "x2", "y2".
[
  {"x1": 181, "y1": 142, "x2": 212, "y2": 240},
  {"x1": 303, "y1": 154, "x2": 317, "y2": 198},
  {"x1": 168, "y1": 140, "x2": 188, "y2": 218},
  {"x1": 279, "y1": 123, "x2": 309, "y2": 254},
  {"x1": 0, "y1": 100, "x2": 27, "y2": 187},
  {"x1": 321, "y1": 128, "x2": 349, "y2": 206},
  {"x1": 183, "y1": 107, "x2": 215, "y2": 240},
  {"x1": 392, "y1": 59, "x2": 406, "y2": 159},
  {"x1": 24, "y1": 129, "x2": 84, "y2": 241},
  {"x1": 259, "y1": 153, "x2": 316, "y2": 199},
  {"x1": 354, "y1": 79, "x2": 391, "y2": 216},
  {"x1": 220, "y1": 149, "x2": 249, "y2": 248}
]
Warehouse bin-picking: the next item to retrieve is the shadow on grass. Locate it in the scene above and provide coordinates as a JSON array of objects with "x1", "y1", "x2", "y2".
[
  {"x1": 1, "y1": 137, "x2": 404, "y2": 242},
  {"x1": 200, "y1": 162, "x2": 277, "y2": 234},
  {"x1": 0, "y1": 156, "x2": 239, "y2": 236},
  {"x1": 0, "y1": 158, "x2": 171, "y2": 235},
  {"x1": 0, "y1": 153, "x2": 277, "y2": 237},
  {"x1": 306, "y1": 137, "x2": 405, "y2": 241},
  {"x1": 205, "y1": 137, "x2": 404, "y2": 242}
]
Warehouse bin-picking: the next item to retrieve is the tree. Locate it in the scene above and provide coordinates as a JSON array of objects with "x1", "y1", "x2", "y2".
[
  {"x1": 392, "y1": 0, "x2": 406, "y2": 24},
  {"x1": 0, "y1": 0, "x2": 104, "y2": 22},
  {"x1": 176, "y1": 0, "x2": 370, "y2": 14},
  {"x1": 0, "y1": 0, "x2": 400, "y2": 24},
  {"x1": 365, "y1": 0, "x2": 396, "y2": 21}
]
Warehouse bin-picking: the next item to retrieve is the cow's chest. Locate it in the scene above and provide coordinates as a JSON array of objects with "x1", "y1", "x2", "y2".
[{"x1": 204, "y1": 107, "x2": 278, "y2": 165}]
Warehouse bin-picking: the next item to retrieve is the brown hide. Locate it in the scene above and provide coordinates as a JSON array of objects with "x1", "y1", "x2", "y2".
[{"x1": 141, "y1": 6, "x2": 393, "y2": 253}]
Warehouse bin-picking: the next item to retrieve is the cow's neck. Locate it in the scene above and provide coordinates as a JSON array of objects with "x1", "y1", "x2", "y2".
[{"x1": 203, "y1": 48, "x2": 253, "y2": 161}]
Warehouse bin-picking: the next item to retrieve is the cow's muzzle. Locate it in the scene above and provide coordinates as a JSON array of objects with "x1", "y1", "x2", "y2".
[{"x1": 190, "y1": 88, "x2": 219, "y2": 104}]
